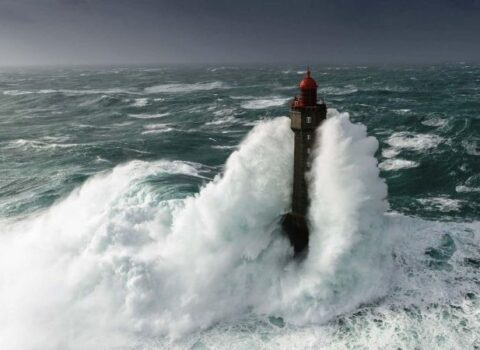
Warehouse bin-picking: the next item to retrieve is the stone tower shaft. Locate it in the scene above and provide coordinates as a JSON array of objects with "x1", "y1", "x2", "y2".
[{"x1": 290, "y1": 104, "x2": 327, "y2": 215}]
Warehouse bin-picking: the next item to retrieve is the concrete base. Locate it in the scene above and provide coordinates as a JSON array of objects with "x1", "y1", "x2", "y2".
[{"x1": 282, "y1": 212, "x2": 309, "y2": 255}]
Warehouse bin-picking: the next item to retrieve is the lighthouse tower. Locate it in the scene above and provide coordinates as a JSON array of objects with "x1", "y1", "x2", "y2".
[{"x1": 283, "y1": 69, "x2": 327, "y2": 254}]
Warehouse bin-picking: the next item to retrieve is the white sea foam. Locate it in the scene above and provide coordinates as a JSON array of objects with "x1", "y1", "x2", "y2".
[
  {"x1": 40, "y1": 136, "x2": 70, "y2": 143},
  {"x1": 379, "y1": 159, "x2": 420, "y2": 171},
  {"x1": 38, "y1": 89, "x2": 61, "y2": 94},
  {"x1": 382, "y1": 148, "x2": 400, "y2": 158},
  {"x1": 456, "y1": 185, "x2": 480, "y2": 193},
  {"x1": 417, "y1": 197, "x2": 462, "y2": 212},
  {"x1": 393, "y1": 108, "x2": 411, "y2": 115},
  {"x1": 205, "y1": 116, "x2": 238, "y2": 126},
  {"x1": 318, "y1": 85, "x2": 358, "y2": 96},
  {"x1": 145, "y1": 81, "x2": 225, "y2": 94},
  {"x1": 386, "y1": 132, "x2": 443, "y2": 151},
  {"x1": 3, "y1": 90, "x2": 35, "y2": 96},
  {"x1": 111, "y1": 121, "x2": 134, "y2": 127},
  {"x1": 128, "y1": 112, "x2": 170, "y2": 119},
  {"x1": 141, "y1": 123, "x2": 174, "y2": 134},
  {"x1": 241, "y1": 97, "x2": 290, "y2": 109},
  {"x1": 422, "y1": 117, "x2": 448, "y2": 127},
  {"x1": 211, "y1": 145, "x2": 237, "y2": 150},
  {"x1": 3, "y1": 138, "x2": 79, "y2": 151},
  {"x1": 131, "y1": 98, "x2": 149, "y2": 107},
  {"x1": 455, "y1": 174, "x2": 480, "y2": 192},
  {"x1": 229, "y1": 95, "x2": 256, "y2": 100}
]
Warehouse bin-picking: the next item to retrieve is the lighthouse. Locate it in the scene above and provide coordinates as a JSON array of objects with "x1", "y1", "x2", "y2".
[{"x1": 282, "y1": 69, "x2": 327, "y2": 254}]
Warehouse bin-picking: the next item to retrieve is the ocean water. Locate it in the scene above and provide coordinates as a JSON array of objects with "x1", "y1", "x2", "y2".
[{"x1": 0, "y1": 64, "x2": 479, "y2": 349}]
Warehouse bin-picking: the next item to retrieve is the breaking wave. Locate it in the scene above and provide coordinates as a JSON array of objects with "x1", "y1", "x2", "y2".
[
  {"x1": 386, "y1": 132, "x2": 444, "y2": 151},
  {"x1": 0, "y1": 110, "x2": 478, "y2": 349}
]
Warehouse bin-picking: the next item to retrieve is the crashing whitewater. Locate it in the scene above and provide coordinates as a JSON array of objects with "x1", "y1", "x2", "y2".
[{"x1": 0, "y1": 110, "x2": 478, "y2": 349}]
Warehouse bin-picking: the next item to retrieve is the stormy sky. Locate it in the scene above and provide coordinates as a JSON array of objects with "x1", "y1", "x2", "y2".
[{"x1": 1, "y1": 0, "x2": 480, "y2": 66}]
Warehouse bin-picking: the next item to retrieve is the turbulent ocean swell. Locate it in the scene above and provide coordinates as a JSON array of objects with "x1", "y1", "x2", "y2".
[{"x1": 0, "y1": 65, "x2": 479, "y2": 349}]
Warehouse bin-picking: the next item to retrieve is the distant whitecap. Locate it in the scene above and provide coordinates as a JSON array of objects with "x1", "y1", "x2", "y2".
[
  {"x1": 145, "y1": 81, "x2": 225, "y2": 94},
  {"x1": 128, "y1": 112, "x2": 170, "y2": 119},
  {"x1": 241, "y1": 97, "x2": 290, "y2": 109}
]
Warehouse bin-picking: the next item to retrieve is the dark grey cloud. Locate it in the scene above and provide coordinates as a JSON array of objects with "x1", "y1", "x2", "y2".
[
  {"x1": 0, "y1": 3, "x2": 33, "y2": 22},
  {"x1": 0, "y1": 0, "x2": 479, "y2": 66}
]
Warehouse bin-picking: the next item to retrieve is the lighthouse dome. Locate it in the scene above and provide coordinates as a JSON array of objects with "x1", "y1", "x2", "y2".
[{"x1": 299, "y1": 70, "x2": 318, "y2": 90}]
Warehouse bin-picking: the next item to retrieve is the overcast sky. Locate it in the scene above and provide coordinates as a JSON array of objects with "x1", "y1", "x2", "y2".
[{"x1": 1, "y1": 0, "x2": 480, "y2": 66}]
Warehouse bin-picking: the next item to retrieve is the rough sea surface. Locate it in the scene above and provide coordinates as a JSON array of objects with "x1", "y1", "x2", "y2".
[{"x1": 0, "y1": 65, "x2": 479, "y2": 349}]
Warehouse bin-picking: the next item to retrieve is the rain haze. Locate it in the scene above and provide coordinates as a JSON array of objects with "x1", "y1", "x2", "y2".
[{"x1": 1, "y1": 0, "x2": 480, "y2": 66}]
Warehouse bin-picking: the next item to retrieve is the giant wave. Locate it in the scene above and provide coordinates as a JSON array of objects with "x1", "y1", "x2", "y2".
[{"x1": 0, "y1": 110, "x2": 478, "y2": 350}]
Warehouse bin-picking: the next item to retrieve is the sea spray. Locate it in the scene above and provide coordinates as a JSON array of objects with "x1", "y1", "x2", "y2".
[
  {"x1": 0, "y1": 160, "x2": 202, "y2": 349},
  {"x1": 263, "y1": 109, "x2": 392, "y2": 324},
  {"x1": 305, "y1": 109, "x2": 391, "y2": 317},
  {"x1": 308, "y1": 109, "x2": 389, "y2": 273},
  {"x1": 0, "y1": 112, "x2": 394, "y2": 349},
  {"x1": 144, "y1": 116, "x2": 295, "y2": 337},
  {"x1": 0, "y1": 117, "x2": 294, "y2": 348}
]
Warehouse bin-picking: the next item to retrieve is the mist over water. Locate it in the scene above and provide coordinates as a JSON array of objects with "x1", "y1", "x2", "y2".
[{"x1": 0, "y1": 65, "x2": 479, "y2": 349}]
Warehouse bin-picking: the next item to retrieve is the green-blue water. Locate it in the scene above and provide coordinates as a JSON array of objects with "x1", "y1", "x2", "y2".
[{"x1": 0, "y1": 65, "x2": 479, "y2": 349}]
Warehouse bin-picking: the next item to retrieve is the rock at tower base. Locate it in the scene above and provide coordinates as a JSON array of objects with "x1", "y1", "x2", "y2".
[{"x1": 282, "y1": 212, "x2": 309, "y2": 255}]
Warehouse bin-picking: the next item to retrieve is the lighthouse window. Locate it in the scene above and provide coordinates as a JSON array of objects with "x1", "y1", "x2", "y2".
[
  {"x1": 306, "y1": 134, "x2": 311, "y2": 141},
  {"x1": 306, "y1": 116, "x2": 312, "y2": 124},
  {"x1": 306, "y1": 161, "x2": 311, "y2": 168},
  {"x1": 307, "y1": 148, "x2": 311, "y2": 154}
]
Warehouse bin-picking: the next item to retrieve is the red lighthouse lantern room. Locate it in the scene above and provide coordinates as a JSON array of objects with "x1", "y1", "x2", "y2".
[{"x1": 292, "y1": 69, "x2": 318, "y2": 108}]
